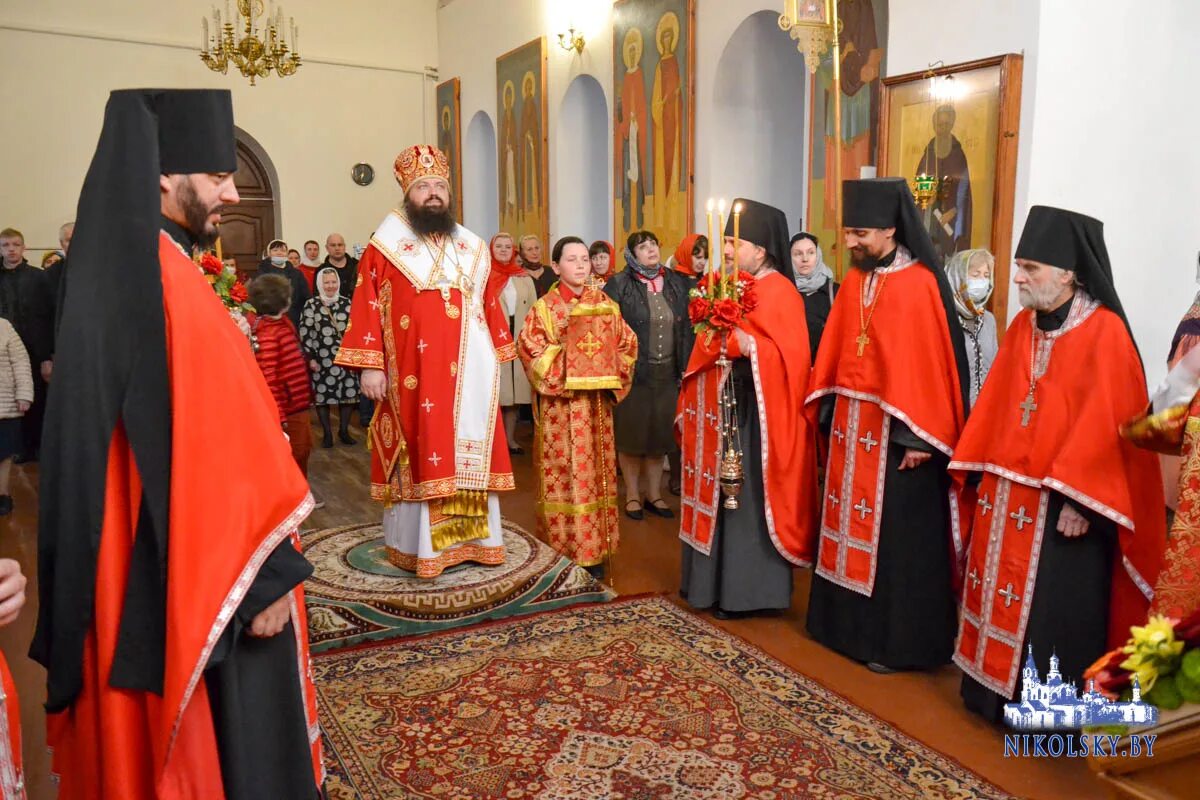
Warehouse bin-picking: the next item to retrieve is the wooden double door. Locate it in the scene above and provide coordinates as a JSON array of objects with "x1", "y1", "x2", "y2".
[{"x1": 219, "y1": 139, "x2": 277, "y2": 278}]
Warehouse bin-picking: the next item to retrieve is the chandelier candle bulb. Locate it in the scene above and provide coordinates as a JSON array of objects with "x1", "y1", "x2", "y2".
[{"x1": 202, "y1": 16, "x2": 208, "y2": 51}]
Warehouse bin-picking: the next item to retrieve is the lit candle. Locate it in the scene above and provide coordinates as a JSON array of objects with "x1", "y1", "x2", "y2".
[
  {"x1": 706, "y1": 198, "x2": 715, "y2": 294},
  {"x1": 717, "y1": 198, "x2": 727, "y2": 297},
  {"x1": 732, "y1": 201, "x2": 742, "y2": 287}
]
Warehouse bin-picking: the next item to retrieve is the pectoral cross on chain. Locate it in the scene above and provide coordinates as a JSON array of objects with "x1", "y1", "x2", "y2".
[
  {"x1": 855, "y1": 331, "x2": 870, "y2": 357},
  {"x1": 1019, "y1": 391, "x2": 1038, "y2": 427}
]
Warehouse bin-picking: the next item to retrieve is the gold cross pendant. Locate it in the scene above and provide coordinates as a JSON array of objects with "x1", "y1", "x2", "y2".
[{"x1": 855, "y1": 331, "x2": 870, "y2": 357}]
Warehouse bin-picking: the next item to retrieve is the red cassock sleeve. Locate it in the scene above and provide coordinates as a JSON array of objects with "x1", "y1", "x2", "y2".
[
  {"x1": 950, "y1": 307, "x2": 1166, "y2": 647},
  {"x1": 334, "y1": 246, "x2": 387, "y2": 371}
]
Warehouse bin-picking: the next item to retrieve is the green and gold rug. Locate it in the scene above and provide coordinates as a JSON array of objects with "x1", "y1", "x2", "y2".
[
  {"x1": 316, "y1": 596, "x2": 1013, "y2": 799},
  {"x1": 302, "y1": 519, "x2": 614, "y2": 653}
]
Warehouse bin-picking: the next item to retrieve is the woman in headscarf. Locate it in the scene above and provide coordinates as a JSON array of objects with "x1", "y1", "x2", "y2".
[
  {"x1": 300, "y1": 267, "x2": 359, "y2": 447},
  {"x1": 666, "y1": 233, "x2": 708, "y2": 279},
  {"x1": 943, "y1": 247, "x2": 998, "y2": 407},
  {"x1": 487, "y1": 232, "x2": 536, "y2": 453},
  {"x1": 603, "y1": 230, "x2": 694, "y2": 519},
  {"x1": 789, "y1": 232, "x2": 837, "y2": 360},
  {"x1": 589, "y1": 240, "x2": 615, "y2": 280}
]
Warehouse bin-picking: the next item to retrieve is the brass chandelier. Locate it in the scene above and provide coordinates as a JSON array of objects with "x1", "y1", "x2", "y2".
[{"x1": 201, "y1": 0, "x2": 302, "y2": 86}]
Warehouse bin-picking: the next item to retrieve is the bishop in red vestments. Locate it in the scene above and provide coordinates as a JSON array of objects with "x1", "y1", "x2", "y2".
[
  {"x1": 31, "y1": 90, "x2": 322, "y2": 800},
  {"x1": 336, "y1": 145, "x2": 516, "y2": 578},
  {"x1": 951, "y1": 206, "x2": 1165, "y2": 720},
  {"x1": 678, "y1": 199, "x2": 819, "y2": 617},
  {"x1": 805, "y1": 178, "x2": 971, "y2": 672}
]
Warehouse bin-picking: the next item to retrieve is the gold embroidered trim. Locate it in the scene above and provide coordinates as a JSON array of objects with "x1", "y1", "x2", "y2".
[
  {"x1": 564, "y1": 376, "x2": 623, "y2": 391},
  {"x1": 386, "y1": 542, "x2": 505, "y2": 578},
  {"x1": 335, "y1": 348, "x2": 385, "y2": 369}
]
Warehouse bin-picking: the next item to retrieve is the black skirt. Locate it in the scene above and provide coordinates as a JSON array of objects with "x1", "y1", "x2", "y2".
[
  {"x1": 614, "y1": 362, "x2": 677, "y2": 457},
  {"x1": 0, "y1": 418, "x2": 22, "y2": 462}
]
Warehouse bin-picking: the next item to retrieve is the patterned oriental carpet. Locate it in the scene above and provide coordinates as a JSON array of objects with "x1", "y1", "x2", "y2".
[
  {"x1": 302, "y1": 520, "x2": 614, "y2": 653},
  {"x1": 315, "y1": 597, "x2": 1013, "y2": 799}
]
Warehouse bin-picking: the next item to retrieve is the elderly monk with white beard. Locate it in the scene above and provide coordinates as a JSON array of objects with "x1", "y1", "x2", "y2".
[
  {"x1": 949, "y1": 205, "x2": 1165, "y2": 722},
  {"x1": 336, "y1": 145, "x2": 517, "y2": 578}
]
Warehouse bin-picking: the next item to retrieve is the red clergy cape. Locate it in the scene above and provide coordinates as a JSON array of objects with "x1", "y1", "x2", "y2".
[
  {"x1": 335, "y1": 229, "x2": 516, "y2": 503},
  {"x1": 805, "y1": 259, "x2": 966, "y2": 595},
  {"x1": 677, "y1": 270, "x2": 818, "y2": 565},
  {"x1": 48, "y1": 234, "x2": 321, "y2": 800},
  {"x1": 949, "y1": 299, "x2": 1165, "y2": 696}
]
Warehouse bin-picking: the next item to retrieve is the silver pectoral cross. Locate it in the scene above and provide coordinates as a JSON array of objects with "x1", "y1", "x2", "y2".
[{"x1": 1019, "y1": 391, "x2": 1038, "y2": 427}]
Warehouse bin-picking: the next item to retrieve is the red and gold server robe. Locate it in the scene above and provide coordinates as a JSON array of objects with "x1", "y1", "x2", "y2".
[
  {"x1": 518, "y1": 283, "x2": 637, "y2": 566},
  {"x1": 950, "y1": 292, "x2": 1165, "y2": 698},
  {"x1": 48, "y1": 233, "x2": 322, "y2": 800},
  {"x1": 678, "y1": 270, "x2": 819, "y2": 566},
  {"x1": 336, "y1": 212, "x2": 516, "y2": 577}
]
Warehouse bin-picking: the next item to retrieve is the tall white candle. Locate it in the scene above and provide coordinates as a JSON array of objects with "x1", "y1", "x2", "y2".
[{"x1": 202, "y1": 16, "x2": 208, "y2": 51}]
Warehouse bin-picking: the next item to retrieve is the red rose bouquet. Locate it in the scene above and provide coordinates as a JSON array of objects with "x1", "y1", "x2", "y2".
[
  {"x1": 199, "y1": 253, "x2": 254, "y2": 314},
  {"x1": 688, "y1": 272, "x2": 757, "y2": 337}
]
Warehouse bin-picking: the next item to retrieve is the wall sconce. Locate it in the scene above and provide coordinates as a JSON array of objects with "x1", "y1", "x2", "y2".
[{"x1": 557, "y1": 26, "x2": 585, "y2": 55}]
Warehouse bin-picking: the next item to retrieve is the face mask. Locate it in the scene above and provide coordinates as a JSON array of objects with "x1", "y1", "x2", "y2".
[
  {"x1": 966, "y1": 277, "x2": 992, "y2": 304},
  {"x1": 271, "y1": 256, "x2": 287, "y2": 266}
]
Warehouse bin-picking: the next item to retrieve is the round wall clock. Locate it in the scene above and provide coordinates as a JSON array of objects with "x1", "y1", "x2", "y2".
[{"x1": 351, "y1": 162, "x2": 375, "y2": 186}]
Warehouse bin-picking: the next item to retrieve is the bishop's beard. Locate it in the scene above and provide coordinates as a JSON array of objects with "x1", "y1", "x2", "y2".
[{"x1": 405, "y1": 196, "x2": 456, "y2": 238}]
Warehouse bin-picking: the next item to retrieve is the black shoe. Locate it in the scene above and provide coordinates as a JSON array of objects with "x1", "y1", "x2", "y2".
[
  {"x1": 509, "y1": 445, "x2": 524, "y2": 455},
  {"x1": 644, "y1": 498, "x2": 675, "y2": 519},
  {"x1": 624, "y1": 500, "x2": 644, "y2": 520},
  {"x1": 321, "y1": 431, "x2": 334, "y2": 449},
  {"x1": 0, "y1": 496, "x2": 13, "y2": 515},
  {"x1": 339, "y1": 431, "x2": 357, "y2": 445},
  {"x1": 12, "y1": 452, "x2": 35, "y2": 465},
  {"x1": 866, "y1": 662, "x2": 898, "y2": 675},
  {"x1": 713, "y1": 608, "x2": 744, "y2": 621},
  {"x1": 585, "y1": 563, "x2": 606, "y2": 580}
]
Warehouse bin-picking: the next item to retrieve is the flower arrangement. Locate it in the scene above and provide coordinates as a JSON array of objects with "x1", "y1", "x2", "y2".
[
  {"x1": 688, "y1": 273, "x2": 758, "y2": 336},
  {"x1": 1085, "y1": 610, "x2": 1200, "y2": 711},
  {"x1": 199, "y1": 253, "x2": 254, "y2": 313}
]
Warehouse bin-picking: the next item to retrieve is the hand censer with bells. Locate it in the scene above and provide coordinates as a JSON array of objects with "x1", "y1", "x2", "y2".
[{"x1": 715, "y1": 351, "x2": 745, "y2": 509}]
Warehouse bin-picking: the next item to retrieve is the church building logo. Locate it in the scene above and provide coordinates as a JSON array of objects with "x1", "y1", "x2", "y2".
[{"x1": 1004, "y1": 645, "x2": 1159, "y2": 731}]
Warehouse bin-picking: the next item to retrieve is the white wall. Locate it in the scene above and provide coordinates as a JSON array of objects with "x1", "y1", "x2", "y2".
[
  {"x1": 556, "y1": 74, "x2": 610, "y2": 244},
  {"x1": 1020, "y1": 0, "x2": 1200, "y2": 386},
  {"x1": 464, "y1": 110, "x2": 499, "y2": 236},
  {"x1": 711, "y1": 10, "x2": 808, "y2": 232},
  {"x1": 0, "y1": 0, "x2": 438, "y2": 260}
]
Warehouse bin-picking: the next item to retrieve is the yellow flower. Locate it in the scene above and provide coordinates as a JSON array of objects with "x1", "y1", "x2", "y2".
[{"x1": 1119, "y1": 615, "x2": 1184, "y2": 691}]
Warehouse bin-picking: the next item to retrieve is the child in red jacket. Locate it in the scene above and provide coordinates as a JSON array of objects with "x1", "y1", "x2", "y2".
[{"x1": 248, "y1": 274, "x2": 322, "y2": 507}]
